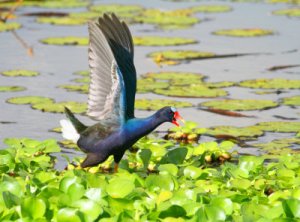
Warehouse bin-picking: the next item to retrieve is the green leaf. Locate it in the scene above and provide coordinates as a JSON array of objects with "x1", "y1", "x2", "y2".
[
  {"x1": 145, "y1": 175, "x2": 174, "y2": 191},
  {"x1": 158, "y1": 164, "x2": 178, "y2": 176},
  {"x1": 282, "y1": 199, "x2": 300, "y2": 218},
  {"x1": 210, "y1": 197, "x2": 233, "y2": 215},
  {"x1": 196, "y1": 205, "x2": 226, "y2": 221},
  {"x1": 21, "y1": 197, "x2": 46, "y2": 219},
  {"x1": 184, "y1": 165, "x2": 203, "y2": 179},
  {"x1": 106, "y1": 178, "x2": 135, "y2": 198},
  {"x1": 72, "y1": 199, "x2": 103, "y2": 221},
  {"x1": 137, "y1": 149, "x2": 152, "y2": 169},
  {"x1": 56, "y1": 208, "x2": 82, "y2": 222},
  {"x1": 159, "y1": 205, "x2": 186, "y2": 219},
  {"x1": 160, "y1": 148, "x2": 187, "y2": 165}
]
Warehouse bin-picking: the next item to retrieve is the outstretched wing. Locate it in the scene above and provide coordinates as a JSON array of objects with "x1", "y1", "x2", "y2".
[{"x1": 87, "y1": 13, "x2": 136, "y2": 124}]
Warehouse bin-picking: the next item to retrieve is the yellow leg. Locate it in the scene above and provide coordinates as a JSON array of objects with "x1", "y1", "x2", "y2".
[{"x1": 114, "y1": 162, "x2": 119, "y2": 173}]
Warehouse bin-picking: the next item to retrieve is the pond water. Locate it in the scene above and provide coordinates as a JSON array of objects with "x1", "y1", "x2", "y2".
[{"x1": 0, "y1": 0, "x2": 299, "y2": 167}]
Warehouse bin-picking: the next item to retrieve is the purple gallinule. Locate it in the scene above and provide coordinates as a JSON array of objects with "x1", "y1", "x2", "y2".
[{"x1": 60, "y1": 13, "x2": 184, "y2": 172}]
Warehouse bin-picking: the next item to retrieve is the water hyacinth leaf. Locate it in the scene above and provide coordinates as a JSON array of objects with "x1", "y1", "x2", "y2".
[
  {"x1": 56, "y1": 208, "x2": 82, "y2": 222},
  {"x1": 40, "y1": 36, "x2": 88, "y2": 45},
  {"x1": 155, "y1": 85, "x2": 228, "y2": 98},
  {"x1": 0, "y1": 22, "x2": 21, "y2": 32},
  {"x1": 255, "y1": 121, "x2": 300, "y2": 133},
  {"x1": 238, "y1": 156, "x2": 264, "y2": 173},
  {"x1": 133, "y1": 36, "x2": 197, "y2": 46},
  {"x1": 135, "y1": 99, "x2": 193, "y2": 110},
  {"x1": 0, "y1": 86, "x2": 26, "y2": 92},
  {"x1": 184, "y1": 165, "x2": 203, "y2": 179},
  {"x1": 213, "y1": 28, "x2": 274, "y2": 37},
  {"x1": 210, "y1": 197, "x2": 233, "y2": 215},
  {"x1": 159, "y1": 205, "x2": 187, "y2": 218},
  {"x1": 1, "y1": 70, "x2": 39, "y2": 77},
  {"x1": 6, "y1": 96, "x2": 54, "y2": 105},
  {"x1": 21, "y1": 197, "x2": 46, "y2": 219},
  {"x1": 191, "y1": 5, "x2": 232, "y2": 13},
  {"x1": 74, "y1": 70, "x2": 89, "y2": 76},
  {"x1": 73, "y1": 77, "x2": 90, "y2": 83},
  {"x1": 282, "y1": 199, "x2": 300, "y2": 218},
  {"x1": 160, "y1": 148, "x2": 187, "y2": 165},
  {"x1": 273, "y1": 8, "x2": 300, "y2": 17},
  {"x1": 72, "y1": 199, "x2": 103, "y2": 221},
  {"x1": 106, "y1": 178, "x2": 135, "y2": 198},
  {"x1": 36, "y1": 16, "x2": 87, "y2": 25},
  {"x1": 149, "y1": 50, "x2": 215, "y2": 60},
  {"x1": 145, "y1": 174, "x2": 174, "y2": 191},
  {"x1": 200, "y1": 99, "x2": 278, "y2": 111},
  {"x1": 196, "y1": 205, "x2": 226, "y2": 221},
  {"x1": 282, "y1": 95, "x2": 300, "y2": 106},
  {"x1": 239, "y1": 78, "x2": 300, "y2": 89},
  {"x1": 68, "y1": 183, "x2": 85, "y2": 201},
  {"x1": 158, "y1": 164, "x2": 178, "y2": 176},
  {"x1": 137, "y1": 149, "x2": 152, "y2": 169}
]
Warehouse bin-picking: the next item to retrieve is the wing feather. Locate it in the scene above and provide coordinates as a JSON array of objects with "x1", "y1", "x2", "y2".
[{"x1": 87, "y1": 13, "x2": 135, "y2": 123}]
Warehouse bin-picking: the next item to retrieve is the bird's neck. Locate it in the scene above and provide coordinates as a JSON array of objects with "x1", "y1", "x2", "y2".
[{"x1": 126, "y1": 112, "x2": 165, "y2": 138}]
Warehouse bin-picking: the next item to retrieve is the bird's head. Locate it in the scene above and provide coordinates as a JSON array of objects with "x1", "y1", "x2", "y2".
[{"x1": 157, "y1": 106, "x2": 185, "y2": 126}]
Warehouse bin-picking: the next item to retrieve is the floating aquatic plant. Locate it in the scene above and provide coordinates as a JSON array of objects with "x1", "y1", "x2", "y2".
[
  {"x1": 135, "y1": 99, "x2": 193, "y2": 110},
  {"x1": 190, "y1": 5, "x2": 232, "y2": 13},
  {"x1": 213, "y1": 28, "x2": 274, "y2": 37},
  {"x1": 273, "y1": 8, "x2": 300, "y2": 17},
  {"x1": 200, "y1": 99, "x2": 278, "y2": 111},
  {"x1": 133, "y1": 36, "x2": 197, "y2": 46},
  {"x1": 205, "y1": 125, "x2": 264, "y2": 138},
  {"x1": 58, "y1": 84, "x2": 89, "y2": 94},
  {"x1": 144, "y1": 71, "x2": 205, "y2": 81},
  {"x1": 149, "y1": 50, "x2": 215, "y2": 61},
  {"x1": 36, "y1": 17, "x2": 87, "y2": 25},
  {"x1": 1, "y1": 70, "x2": 39, "y2": 77},
  {"x1": 7, "y1": 96, "x2": 54, "y2": 105},
  {"x1": 239, "y1": 78, "x2": 300, "y2": 89},
  {"x1": 90, "y1": 4, "x2": 144, "y2": 16},
  {"x1": 255, "y1": 121, "x2": 300, "y2": 133},
  {"x1": 0, "y1": 86, "x2": 25, "y2": 92},
  {"x1": 282, "y1": 95, "x2": 300, "y2": 106},
  {"x1": 0, "y1": 22, "x2": 21, "y2": 32},
  {"x1": 137, "y1": 78, "x2": 169, "y2": 94},
  {"x1": 40, "y1": 37, "x2": 88, "y2": 46},
  {"x1": 155, "y1": 85, "x2": 228, "y2": 98}
]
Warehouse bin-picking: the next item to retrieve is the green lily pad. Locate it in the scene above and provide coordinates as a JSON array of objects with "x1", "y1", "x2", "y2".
[
  {"x1": 58, "y1": 84, "x2": 89, "y2": 94},
  {"x1": 135, "y1": 99, "x2": 193, "y2": 110},
  {"x1": 253, "y1": 138, "x2": 300, "y2": 153},
  {"x1": 0, "y1": 1, "x2": 88, "y2": 8},
  {"x1": 90, "y1": 4, "x2": 144, "y2": 16},
  {"x1": 0, "y1": 22, "x2": 21, "y2": 32},
  {"x1": 204, "y1": 81, "x2": 236, "y2": 88},
  {"x1": 282, "y1": 95, "x2": 300, "y2": 106},
  {"x1": 32, "y1": 101, "x2": 87, "y2": 114},
  {"x1": 40, "y1": 36, "x2": 88, "y2": 46},
  {"x1": 148, "y1": 50, "x2": 215, "y2": 61},
  {"x1": 1, "y1": 70, "x2": 39, "y2": 77},
  {"x1": 133, "y1": 36, "x2": 197, "y2": 46},
  {"x1": 0, "y1": 86, "x2": 26, "y2": 92},
  {"x1": 206, "y1": 125, "x2": 264, "y2": 138},
  {"x1": 155, "y1": 85, "x2": 228, "y2": 98},
  {"x1": 74, "y1": 70, "x2": 89, "y2": 76},
  {"x1": 36, "y1": 17, "x2": 87, "y2": 25},
  {"x1": 213, "y1": 28, "x2": 274, "y2": 37},
  {"x1": 73, "y1": 77, "x2": 90, "y2": 84},
  {"x1": 137, "y1": 78, "x2": 169, "y2": 93},
  {"x1": 239, "y1": 78, "x2": 300, "y2": 89},
  {"x1": 190, "y1": 5, "x2": 232, "y2": 13},
  {"x1": 255, "y1": 121, "x2": 300, "y2": 133},
  {"x1": 200, "y1": 99, "x2": 278, "y2": 111},
  {"x1": 134, "y1": 9, "x2": 199, "y2": 29},
  {"x1": 6, "y1": 96, "x2": 53, "y2": 105},
  {"x1": 144, "y1": 72, "x2": 205, "y2": 81},
  {"x1": 273, "y1": 8, "x2": 300, "y2": 17},
  {"x1": 69, "y1": 11, "x2": 101, "y2": 20}
]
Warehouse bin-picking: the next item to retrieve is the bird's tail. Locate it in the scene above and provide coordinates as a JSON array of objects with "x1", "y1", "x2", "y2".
[{"x1": 60, "y1": 107, "x2": 87, "y2": 143}]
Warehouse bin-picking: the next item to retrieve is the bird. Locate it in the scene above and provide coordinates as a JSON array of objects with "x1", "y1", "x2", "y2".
[{"x1": 60, "y1": 13, "x2": 184, "y2": 172}]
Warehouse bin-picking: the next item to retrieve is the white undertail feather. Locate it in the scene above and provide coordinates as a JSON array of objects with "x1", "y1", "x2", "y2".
[{"x1": 60, "y1": 119, "x2": 80, "y2": 143}]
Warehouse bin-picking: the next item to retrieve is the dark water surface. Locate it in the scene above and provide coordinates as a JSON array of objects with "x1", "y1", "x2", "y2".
[{"x1": 0, "y1": 0, "x2": 299, "y2": 167}]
